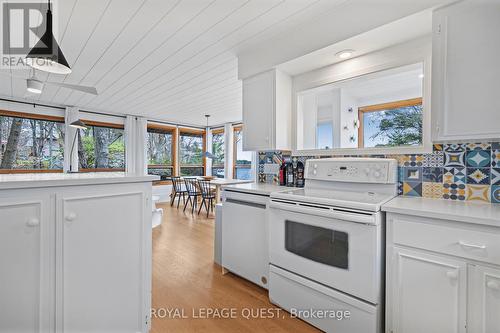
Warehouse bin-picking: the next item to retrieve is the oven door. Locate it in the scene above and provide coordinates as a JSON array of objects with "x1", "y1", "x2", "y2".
[{"x1": 269, "y1": 199, "x2": 383, "y2": 304}]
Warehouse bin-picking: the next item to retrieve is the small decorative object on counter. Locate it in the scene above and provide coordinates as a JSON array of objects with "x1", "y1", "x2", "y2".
[
  {"x1": 279, "y1": 161, "x2": 287, "y2": 186},
  {"x1": 296, "y1": 161, "x2": 305, "y2": 187},
  {"x1": 286, "y1": 162, "x2": 295, "y2": 187}
]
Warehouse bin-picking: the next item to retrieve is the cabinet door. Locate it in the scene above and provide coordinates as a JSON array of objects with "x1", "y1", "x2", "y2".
[
  {"x1": 242, "y1": 70, "x2": 275, "y2": 151},
  {"x1": 468, "y1": 264, "x2": 500, "y2": 333},
  {"x1": 57, "y1": 188, "x2": 150, "y2": 332},
  {"x1": 0, "y1": 196, "x2": 52, "y2": 332},
  {"x1": 432, "y1": 1, "x2": 500, "y2": 141},
  {"x1": 390, "y1": 247, "x2": 466, "y2": 333}
]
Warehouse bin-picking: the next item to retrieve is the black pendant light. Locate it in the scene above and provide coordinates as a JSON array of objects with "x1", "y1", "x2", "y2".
[{"x1": 25, "y1": 0, "x2": 71, "y2": 74}]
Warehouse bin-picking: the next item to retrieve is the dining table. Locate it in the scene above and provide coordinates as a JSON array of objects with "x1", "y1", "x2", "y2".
[{"x1": 207, "y1": 178, "x2": 253, "y2": 203}]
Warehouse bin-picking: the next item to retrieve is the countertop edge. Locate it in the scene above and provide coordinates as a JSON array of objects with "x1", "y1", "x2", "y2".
[
  {"x1": 382, "y1": 197, "x2": 500, "y2": 227},
  {"x1": 0, "y1": 174, "x2": 159, "y2": 190}
]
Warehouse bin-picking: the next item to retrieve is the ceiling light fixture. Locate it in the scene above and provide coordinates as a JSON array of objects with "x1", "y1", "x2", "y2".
[
  {"x1": 25, "y1": 0, "x2": 71, "y2": 74},
  {"x1": 203, "y1": 115, "x2": 215, "y2": 159},
  {"x1": 27, "y1": 78, "x2": 43, "y2": 94},
  {"x1": 336, "y1": 49, "x2": 355, "y2": 59}
]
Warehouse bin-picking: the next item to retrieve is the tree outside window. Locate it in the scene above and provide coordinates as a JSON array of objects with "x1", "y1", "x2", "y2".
[
  {"x1": 0, "y1": 113, "x2": 65, "y2": 171},
  {"x1": 147, "y1": 127, "x2": 174, "y2": 180},
  {"x1": 78, "y1": 123, "x2": 125, "y2": 170},
  {"x1": 233, "y1": 128, "x2": 252, "y2": 180},
  {"x1": 179, "y1": 131, "x2": 205, "y2": 176},
  {"x1": 211, "y1": 129, "x2": 224, "y2": 178},
  {"x1": 359, "y1": 98, "x2": 423, "y2": 148}
]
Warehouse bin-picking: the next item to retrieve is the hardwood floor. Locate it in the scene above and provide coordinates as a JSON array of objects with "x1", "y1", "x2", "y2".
[{"x1": 151, "y1": 203, "x2": 320, "y2": 333}]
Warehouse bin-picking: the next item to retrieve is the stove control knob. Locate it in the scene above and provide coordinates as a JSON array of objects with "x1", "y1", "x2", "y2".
[
  {"x1": 364, "y1": 168, "x2": 371, "y2": 175},
  {"x1": 313, "y1": 170, "x2": 317, "y2": 176},
  {"x1": 374, "y1": 171, "x2": 382, "y2": 178}
]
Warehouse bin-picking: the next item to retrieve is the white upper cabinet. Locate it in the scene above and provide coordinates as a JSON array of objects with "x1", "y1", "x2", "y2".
[
  {"x1": 242, "y1": 69, "x2": 291, "y2": 151},
  {"x1": 432, "y1": 0, "x2": 500, "y2": 141}
]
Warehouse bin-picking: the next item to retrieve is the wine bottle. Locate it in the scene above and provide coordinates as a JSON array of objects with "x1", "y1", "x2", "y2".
[
  {"x1": 279, "y1": 161, "x2": 286, "y2": 186},
  {"x1": 286, "y1": 162, "x2": 294, "y2": 187},
  {"x1": 296, "y1": 161, "x2": 305, "y2": 188}
]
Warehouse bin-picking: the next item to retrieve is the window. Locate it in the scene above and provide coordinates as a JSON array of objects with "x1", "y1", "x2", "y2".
[
  {"x1": 0, "y1": 111, "x2": 65, "y2": 172},
  {"x1": 233, "y1": 127, "x2": 252, "y2": 180},
  {"x1": 211, "y1": 128, "x2": 224, "y2": 178},
  {"x1": 358, "y1": 98, "x2": 423, "y2": 148},
  {"x1": 147, "y1": 125, "x2": 175, "y2": 180},
  {"x1": 179, "y1": 129, "x2": 205, "y2": 176},
  {"x1": 316, "y1": 121, "x2": 333, "y2": 149},
  {"x1": 78, "y1": 121, "x2": 125, "y2": 171}
]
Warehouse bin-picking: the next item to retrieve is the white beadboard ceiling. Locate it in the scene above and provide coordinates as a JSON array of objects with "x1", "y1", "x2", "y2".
[{"x1": 0, "y1": 0, "x2": 352, "y2": 126}]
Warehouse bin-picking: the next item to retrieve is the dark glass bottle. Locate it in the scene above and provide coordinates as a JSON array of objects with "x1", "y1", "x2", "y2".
[
  {"x1": 286, "y1": 162, "x2": 295, "y2": 187},
  {"x1": 279, "y1": 161, "x2": 287, "y2": 186},
  {"x1": 296, "y1": 161, "x2": 305, "y2": 188}
]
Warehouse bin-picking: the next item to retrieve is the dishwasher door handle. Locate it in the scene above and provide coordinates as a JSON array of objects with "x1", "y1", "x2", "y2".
[{"x1": 225, "y1": 198, "x2": 266, "y2": 209}]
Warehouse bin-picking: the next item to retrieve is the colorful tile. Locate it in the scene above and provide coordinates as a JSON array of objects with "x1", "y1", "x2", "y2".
[
  {"x1": 422, "y1": 182, "x2": 443, "y2": 199},
  {"x1": 466, "y1": 185, "x2": 490, "y2": 202},
  {"x1": 403, "y1": 167, "x2": 422, "y2": 182},
  {"x1": 444, "y1": 151, "x2": 466, "y2": 167},
  {"x1": 492, "y1": 150, "x2": 500, "y2": 167},
  {"x1": 423, "y1": 167, "x2": 443, "y2": 183},
  {"x1": 466, "y1": 168, "x2": 490, "y2": 185},
  {"x1": 403, "y1": 182, "x2": 422, "y2": 197},
  {"x1": 433, "y1": 144, "x2": 443, "y2": 151},
  {"x1": 444, "y1": 167, "x2": 466, "y2": 184},
  {"x1": 402, "y1": 155, "x2": 424, "y2": 167},
  {"x1": 444, "y1": 143, "x2": 466, "y2": 152},
  {"x1": 466, "y1": 142, "x2": 491, "y2": 151},
  {"x1": 491, "y1": 168, "x2": 500, "y2": 186},
  {"x1": 466, "y1": 150, "x2": 491, "y2": 167},
  {"x1": 423, "y1": 151, "x2": 444, "y2": 167},
  {"x1": 443, "y1": 183, "x2": 466, "y2": 201},
  {"x1": 492, "y1": 142, "x2": 500, "y2": 150},
  {"x1": 492, "y1": 185, "x2": 500, "y2": 203},
  {"x1": 398, "y1": 182, "x2": 404, "y2": 195}
]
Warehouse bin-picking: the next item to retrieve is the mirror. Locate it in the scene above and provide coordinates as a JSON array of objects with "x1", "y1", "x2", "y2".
[{"x1": 296, "y1": 62, "x2": 424, "y2": 151}]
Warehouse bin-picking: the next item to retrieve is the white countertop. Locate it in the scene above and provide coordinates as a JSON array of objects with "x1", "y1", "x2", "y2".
[
  {"x1": 382, "y1": 196, "x2": 500, "y2": 227},
  {"x1": 0, "y1": 172, "x2": 159, "y2": 190},
  {"x1": 210, "y1": 178, "x2": 253, "y2": 186},
  {"x1": 222, "y1": 182, "x2": 291, "y2": 196}
]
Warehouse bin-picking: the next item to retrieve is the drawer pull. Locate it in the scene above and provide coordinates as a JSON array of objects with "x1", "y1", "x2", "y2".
[
  {"x1": 65, "y1": 212, "x2": 77, "y2": 222},
  {"x1": 446, "y1": 270, "x2": 458, "y2": 280},
  {"x1": 487, "y1": 280, "x2": 500, "y2": 291},
  {"x1": 458, "y1": 241, "x2": 486, "y2": 250}
]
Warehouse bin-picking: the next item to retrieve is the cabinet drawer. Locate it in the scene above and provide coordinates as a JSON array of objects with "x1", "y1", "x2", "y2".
[{"x1": 390, "y1": 215, "x2": 500, "y2": 266}]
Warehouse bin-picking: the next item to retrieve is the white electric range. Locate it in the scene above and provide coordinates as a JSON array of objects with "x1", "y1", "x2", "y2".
[{"x1": 268, "y1": 158, "x2": 398, "y2": 333}]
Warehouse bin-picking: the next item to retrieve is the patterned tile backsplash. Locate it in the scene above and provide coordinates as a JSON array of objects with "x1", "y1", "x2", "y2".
[{"x1": 258, "y1": 142, "x2": 500, "y2": 204}]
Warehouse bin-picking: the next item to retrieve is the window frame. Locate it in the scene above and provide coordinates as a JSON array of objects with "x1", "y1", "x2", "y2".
[
  {"x1": 232, "y1": 125, "x2": 252, "y2": 180},
  {"x1": 0, "y1": 109, "x2": 65, "y2": 174},
  {"x1": 147, "y1": 123, "x2": 177, "y2": 183},
  {"x1": 211, "y1": 127, "x2": 225, "y2": 177},
  {"x1": 78, "y1": 119, "x2": 126, "y2": 172},
  {"x1": 357, "y1": 97, "x2": 423, "y2": 148},
  {"x1": 178, "y1": 127, "x2": 206, "y2": 177}
]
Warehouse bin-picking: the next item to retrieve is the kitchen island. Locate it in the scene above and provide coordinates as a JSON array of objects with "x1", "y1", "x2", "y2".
[{"x1": 0, "y1": 172, "x2": 158, "y2": 333}]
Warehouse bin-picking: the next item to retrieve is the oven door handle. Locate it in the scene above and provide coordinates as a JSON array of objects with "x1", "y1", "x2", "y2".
[{"x1": 269, "y1": 200, "x2": 377, "y2": 225}]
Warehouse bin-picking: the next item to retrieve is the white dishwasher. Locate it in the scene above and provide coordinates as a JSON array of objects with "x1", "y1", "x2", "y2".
[{"x1": 221, "y1": 189, "x2": 270, "y2": 289}]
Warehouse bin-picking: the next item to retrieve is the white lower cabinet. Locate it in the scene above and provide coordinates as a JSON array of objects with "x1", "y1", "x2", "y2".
[
  {"x1": 0, "y1": 182, "x2": 152, "y2": 333},
  {"x1": 0, "y1": 195, "x2": 52, "y2": 332},
  {"x1": 389, "y1": 248, "x2": 466, "y2": 333},
  {"x1": 386, "y1": 213, "x2": 500, "y2": 333},
  {"x1": 468, "y1": 265, "x2": 500, "y2": 333}
]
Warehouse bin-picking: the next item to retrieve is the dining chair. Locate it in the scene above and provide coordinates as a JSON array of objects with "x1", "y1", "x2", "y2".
[
  {"x1": 170, "y1": 177, "x2": 187, "y2": 208},
  {"x1": 197, "y1": 179, "x2": 216, "y2": 217},
  {"x1": 183, "y1": 178, "x2": 201, "y2": 214}
]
